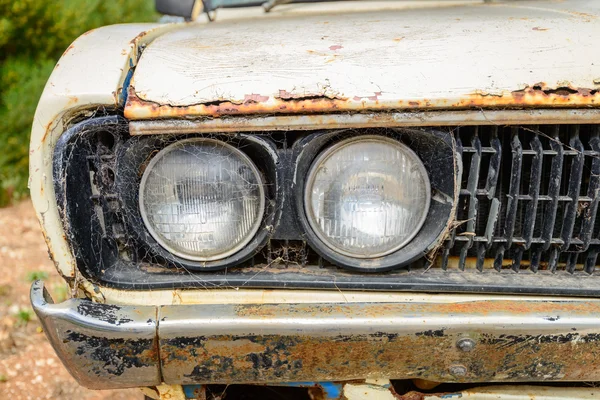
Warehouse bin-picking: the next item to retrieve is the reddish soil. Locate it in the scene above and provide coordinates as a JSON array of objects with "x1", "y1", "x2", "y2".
[{"x1": 0, "y1": 200, "x2": 143, "y2": 400}]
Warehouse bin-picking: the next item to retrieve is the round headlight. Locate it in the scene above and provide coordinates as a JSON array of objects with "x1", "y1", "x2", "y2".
[
  {"x1": 304, "y1": 136, "x2": 430, "y2": 259},
  {"x1": 139, "y1": 138, "x2": 265, "y2": 261}
]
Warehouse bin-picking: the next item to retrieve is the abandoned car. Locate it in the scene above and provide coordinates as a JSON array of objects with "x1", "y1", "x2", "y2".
[{"x1": 29, "y1": 0, "x2": 600, "y2": 398}]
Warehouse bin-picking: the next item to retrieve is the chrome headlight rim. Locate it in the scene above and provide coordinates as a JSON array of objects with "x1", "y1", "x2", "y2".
[
  {"x1": 303, "y1": 135, "x2": 431, "y2": 259},
  {"x1": 138, "y1": 137, "x2": 267, "y2": 262},
  {"x1": 293, "y1": 129, "x2": 455, "y2": 273}
]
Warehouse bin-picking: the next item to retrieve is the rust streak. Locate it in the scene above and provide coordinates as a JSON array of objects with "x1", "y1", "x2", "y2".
[
  {"x1": 63, "y1": 44, "x2": 75, "y2": 55},
  {"x1": 124, "y1": 82, "x2": 600, "y2": 120},
  {"x1": 235, "y1": 301, "x2": 600, "y2": 319},
  {"x1": 160, "y1": 329, "x2": 600, "y2": 384}
]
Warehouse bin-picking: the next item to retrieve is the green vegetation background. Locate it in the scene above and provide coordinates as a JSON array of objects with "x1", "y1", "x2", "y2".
[{"x1": 0, "y1": 0, "x2": 157, "y2": 206}]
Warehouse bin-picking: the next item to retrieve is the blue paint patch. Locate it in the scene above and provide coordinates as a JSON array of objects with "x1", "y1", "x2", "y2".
[
  {"x1": 119, "y1": 60, "x2": 134, "y2": 105},
  {"x1": 320, "y1": 381, "x2": 343, "y2": 399},
  {"x1": 183, "y1": 384, "x2": 204, "y2": 399},
  {"x1": 440, "y1": 394, "x2": 463, "y2": 399},
  {"x1": 266, "y1": 382, "x2": 343, "y2": 399}
]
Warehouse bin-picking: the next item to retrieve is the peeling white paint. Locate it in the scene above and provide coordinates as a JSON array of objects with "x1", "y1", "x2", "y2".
[{"x1": 131, "y1": 0, "x2": 600, "y2": 114}]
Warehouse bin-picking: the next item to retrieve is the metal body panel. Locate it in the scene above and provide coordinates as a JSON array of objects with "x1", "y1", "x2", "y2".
[
  {"x1": 28, "y1": 23, "x2": 181, "y2": 279},
  {"x1": 126, "y1": 0, "x2": 600, "y2": 120}
]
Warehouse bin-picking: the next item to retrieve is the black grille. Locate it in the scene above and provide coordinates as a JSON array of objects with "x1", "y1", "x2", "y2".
[{"x1": 446, "y1": 124, "x2": 600, "y2": 273}]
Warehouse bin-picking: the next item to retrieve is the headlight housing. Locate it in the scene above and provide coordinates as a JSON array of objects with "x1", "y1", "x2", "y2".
[
  {"x1": 139, "y1": 138, "x2": 265, "y2": 261},
  {"x1": 56, "y1": 118, "x2": 458, "y2": 285},
  {"x1": 304, "y1": 136, "x2": 431, "y2": 259}
]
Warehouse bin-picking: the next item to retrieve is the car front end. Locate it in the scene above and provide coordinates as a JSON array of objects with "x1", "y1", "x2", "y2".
[{"x1": 29, "y1": 1, "x2": 600, "y2": 398}]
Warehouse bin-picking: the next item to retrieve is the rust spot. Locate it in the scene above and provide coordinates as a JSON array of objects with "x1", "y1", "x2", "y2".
[
  {"x1": 81, "y1": 28, "x2": 97, "y2": 37},
  {"x1": 329, "y1": 45, "x2": 343, "y2": 51},
  {"x1": 204, "y1": 339, "x2": 266, "y2": 355},
  {"x1": 243, "y1": 94, "x2": 269, "y2": 103},
  {"x1": 306, "y1": 49, "x2": 328, "y2": 56},
  {"x1": 393, "y1": 37, "x2": 404, "y2": 42},
  {"x1": 511, "y1": 83, "x2": 597, "y2": 100},
  {"x1": 67, "y1": 95, "x2": 79, "y2": 105},
  {"x1": 131, "y1": 30, "x2": 148, "y2": 45},
  {"x1": 571, "y1": 11, "x2": 597, "y2": 21},
  {"x1": 398, "y1": 392, "x2": 431, "y2": 400},
  {"x1": 61, "y1": 44, "x2": 75, "y2": 58}
]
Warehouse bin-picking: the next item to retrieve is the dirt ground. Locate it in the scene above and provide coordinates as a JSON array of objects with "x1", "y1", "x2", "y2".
[{"x1": 0, "y1": 200, "x2": 144, "y2": 400}]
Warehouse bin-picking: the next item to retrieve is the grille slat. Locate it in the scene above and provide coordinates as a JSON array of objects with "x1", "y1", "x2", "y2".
[
  {"x1": 466, "y1": 132, "x2": 482, "y2": 234},
  {"x1": 560, "y1": 129, "x2": 584, "y2": 250},
  {"x1": 541, "y1": 126, "x2": 563, "y2": 251},
  {"x1": 523, "y1": 133, "x2": 543, "y2": 249},
  {"x1": 585, "y1": 249, "x2": 598, "y2": 274},
  {"x1": 493, "y1": 246, "x2": 505, "y2": 271},
  {"x1": 530, "y1": 247, "x2": 542, "y2": 273},
  {"x1": 485, "y1": 129, "x2": 502, "y2": 199},
  {"x1": 503, "y1": 129, "x2": 523, "y2": 249},
  {"x1": 581, "y1": 129, "x2": 600, "y2": 252}
]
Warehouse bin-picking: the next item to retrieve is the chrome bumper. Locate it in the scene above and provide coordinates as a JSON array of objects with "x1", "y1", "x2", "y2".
[
  {"x1": 31, "y1": 280, "x2": 600, "y2": 390},
  {"x1": 30, "y1": 280, "x2": 159, "y2": 389}
]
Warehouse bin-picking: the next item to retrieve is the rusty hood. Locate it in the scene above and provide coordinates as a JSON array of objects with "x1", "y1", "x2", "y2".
[{"x1": 125, "y1": 0, "x2": 600, "y2": 119}]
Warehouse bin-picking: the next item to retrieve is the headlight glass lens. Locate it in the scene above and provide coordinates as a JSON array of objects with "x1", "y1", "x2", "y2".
[
  {"x1": 304, "y1": 136, "x2": 430, "y2": 259},
  {"x1": 139, "y1": 138, "x2": 265, "y2": 261}
]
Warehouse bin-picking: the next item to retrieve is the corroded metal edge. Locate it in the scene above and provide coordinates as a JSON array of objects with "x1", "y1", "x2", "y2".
[
  {"x1": 124, "y1": 85, "x2": 600, "y2": 120},
  {"x1": 158, "y1": 300, "x2": 600, "y2": 385},
  {"x1": 31, "y1": 280, "x2": 600, "y2": 388},
  {"x1": 129, "y1": 109, "x2": 600, "y2": 136},
  {"x1": 30, "y1": 281, "x2": 160, "y2": 389}
]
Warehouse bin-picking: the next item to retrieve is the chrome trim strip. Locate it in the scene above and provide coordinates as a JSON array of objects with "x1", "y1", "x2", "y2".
[{"x1": 129, "y1": 109, "x2": 600, "y2": 136}]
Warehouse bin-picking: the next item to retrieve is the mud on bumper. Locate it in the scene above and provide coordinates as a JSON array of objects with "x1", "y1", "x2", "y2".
[{"x1": 30, "y1": 280, "x2": 600, "y2": 389}]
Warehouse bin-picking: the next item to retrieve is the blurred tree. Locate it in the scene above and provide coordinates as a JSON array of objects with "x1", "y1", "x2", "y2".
[{"x1": 0, "y1": 0, "x2": 157, "y2": 206}]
